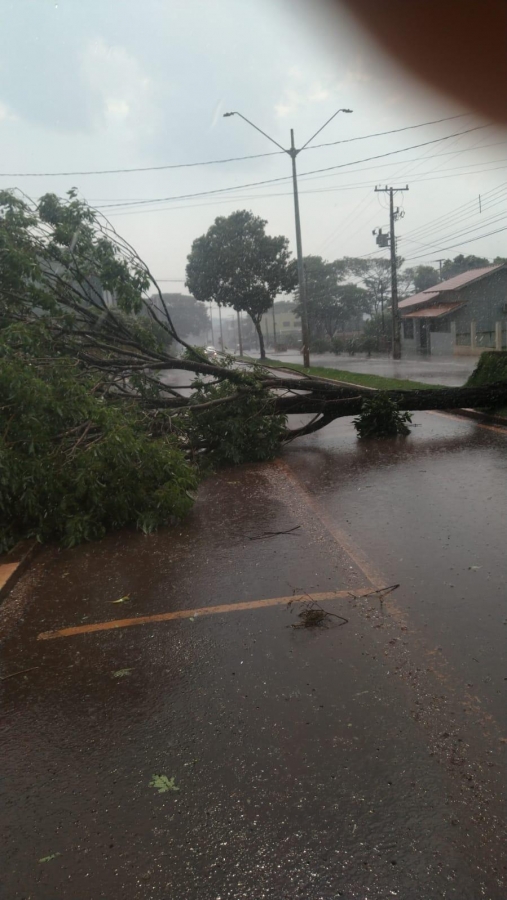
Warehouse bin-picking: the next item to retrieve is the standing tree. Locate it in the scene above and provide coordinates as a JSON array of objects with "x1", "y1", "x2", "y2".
[
  {"x1": 441, "y1": 254, "x2": 491, "y2": 280},
  {"x1": 402, "y1": 264, "x2": 440, "y2": 293},
  {"x1": 185, "y1": 210, "x2": 297, "y2": 359},
  {"x1": 295, "y1": 256, "x2": 369, "y2": 340},
  {"x1": 344, "y1": 257, "x2": 392, "y2": 318}
]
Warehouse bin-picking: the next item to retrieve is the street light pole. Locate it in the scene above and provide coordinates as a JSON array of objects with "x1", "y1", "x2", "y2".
[
  {"x1": 224, "y1": 108, "x2": 352, "y2": 369},
  {"x1": 289, "y1": 128, "x2": 310, "y2": 367},
  {"x1": 271, "y1": 302, "x2": 277, "y2": 352}
]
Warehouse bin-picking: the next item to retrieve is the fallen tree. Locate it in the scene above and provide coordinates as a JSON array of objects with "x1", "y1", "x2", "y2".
[
  {"x1": 1, "y1": 189, "x2": 505, "y2": 548},
  {"x1": 270, "y1": 380, "x2": 507, "y2": 438}
]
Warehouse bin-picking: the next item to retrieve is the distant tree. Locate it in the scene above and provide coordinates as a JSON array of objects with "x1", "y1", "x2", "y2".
[
  {"x1": 295, "y1": 255, "x2": 369, "y2": 339},
  {"x1": 441, "y1": 254, "x2": 491, "y2": 280},
  {"x1": 151, "y1": 293, "x2": 209, "y2": 339},
  {"x1": 344, "y1": 257, "x2": 393, "y2": 316},
  {"x1": 402, "y1": 264, "x2": 440, "y2": 294},
  {"x1": 185, "y1": 210, "x2": 297, "y2": 359}
]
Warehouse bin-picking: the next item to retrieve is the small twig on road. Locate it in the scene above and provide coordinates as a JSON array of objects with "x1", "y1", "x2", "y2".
[
  {"x1": 293, "y1": 601, "x2": 348, "y2": 629},
  {"x1": 348, "y1": 583, "x2": 400, "y2": 610},
  {"x1": 287, "y1": 588, "x2": 348, "y2": 629},
  {"x1": 248, "y1": 525, "x2": 301, "y2": 541},
  {"x1": 0, "y1": 666, "x2": 39, "y2": 681}
]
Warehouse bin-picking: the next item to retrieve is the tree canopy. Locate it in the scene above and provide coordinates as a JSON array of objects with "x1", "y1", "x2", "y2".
[
  {"x1": 185, "y1": 210, "x2": 297, "y2": 358},
  {"x1": 403, "y1": 264, "x2": 440, "y2": 293},
  {"x1": 295, "y1": 255, "x2": 369, "y2": 340},
  {"x1": 440, "y1": 254, "x2": 492, "y2": 280}
]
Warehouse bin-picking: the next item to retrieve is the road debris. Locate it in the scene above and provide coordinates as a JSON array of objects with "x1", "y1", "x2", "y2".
[
  {"x1": 149, "y1": 774, "x2": 179, "y2": 794},
  {"x1": 110, "y1": 594, "x2": 131, "y2": 604},
  {"x1": 349, "y1": 584, "x2": 400, "y2": 609},
  {"x1": 39, "y1": 853, "x2": 61, "y2": 863},
  {"x1": 112, "y1": 669, "x2": 133, "y2": 678},
  {"x1": 0, "y1": 666, "x2": 39, "y2": 681},
  {"x1": 289, "y1": 594, "x2": 348, "y2": 629},
  {"x1": 249, "y1": 525, "x2": 301, "y2": 541}
]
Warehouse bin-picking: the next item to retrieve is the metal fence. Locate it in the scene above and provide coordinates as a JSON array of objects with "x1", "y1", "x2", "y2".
[{"x1": 476, "y1": 331, "x2": 496, "y2": 348}]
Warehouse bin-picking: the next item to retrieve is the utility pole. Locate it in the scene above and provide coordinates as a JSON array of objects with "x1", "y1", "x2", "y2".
[
  {"x1": 289, "y1": 128, "x2": 310, "y2": 367},
  {"x1": 435, "y1": 258, "x2": 445, "y2": 278},
  {"x1": 237, "y1": 310, "x2": 243, "y2": 356},
  {"x1": 271, "y1": 302, "x2": 277, "y2": 352},
  {"x1": 224, "y1": 107, "x2": 353, "y2": 369},
  {"x1": 218, "y1": 304, "x2": 224, "y2": 352},
  {"x1": 209, "y1": 303, "x2": 215, "y2": 346},
  {"x1": 374, "y1": 185, "x2": 408, "y2": 360}
]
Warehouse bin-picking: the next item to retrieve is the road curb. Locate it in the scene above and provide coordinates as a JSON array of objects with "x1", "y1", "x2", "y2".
[
  {"x1": 0, "y1": 540, "x2": 41, "y2": 603},
  {"x1": 452, "y1": 407, "x2": 507, "y2": 428}
]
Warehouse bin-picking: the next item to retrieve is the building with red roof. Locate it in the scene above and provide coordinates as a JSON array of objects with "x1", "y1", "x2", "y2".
[{"x1": 399, "y1": 264, "x2": 507, "y2": 355}]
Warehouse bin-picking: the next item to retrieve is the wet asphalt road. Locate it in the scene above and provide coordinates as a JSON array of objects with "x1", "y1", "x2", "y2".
[{"x1": 1, "y1": 411, "x2": 506, "y2": 899}]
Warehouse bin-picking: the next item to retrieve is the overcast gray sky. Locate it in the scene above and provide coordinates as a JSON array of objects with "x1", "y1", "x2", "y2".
[{"x1": 2, "y1": 0, "x2": 506, "y2": 295}]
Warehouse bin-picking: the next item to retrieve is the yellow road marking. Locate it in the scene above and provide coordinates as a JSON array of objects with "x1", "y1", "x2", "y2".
[
  {"x1": 37, "y1": 589, "x2": 371, "y2": 642},
  {"x1": 0, "y1": 562, "x2": 20, "y2": 591}
]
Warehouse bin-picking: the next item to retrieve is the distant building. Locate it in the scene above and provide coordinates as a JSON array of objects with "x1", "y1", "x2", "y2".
[
  {"x1": 399, "y1": 264, "x2": 507, "y2": 356},
  {"x1": 260, "y1": 301, "x2": 301, "y2": 346}
]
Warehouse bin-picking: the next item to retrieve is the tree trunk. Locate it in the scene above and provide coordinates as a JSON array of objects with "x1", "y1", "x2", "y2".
[
  {"x1": 253, "y1": 317, "x2": 266, "y2": 359},
  {"x1": 273, "y1": 382, "x2": 507, "y2": 419}
]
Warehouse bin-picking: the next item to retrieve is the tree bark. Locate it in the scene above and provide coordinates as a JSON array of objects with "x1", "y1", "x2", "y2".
[
  {"x1": 273, "y1": 382, "x2": 507, "y2": 419},
  {"x1": 253, "y1": 317, "x2": 266, "y2": 359}
]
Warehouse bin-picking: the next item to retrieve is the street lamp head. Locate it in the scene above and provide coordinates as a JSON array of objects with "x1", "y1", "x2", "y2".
[
  {"x1": 223, "y1": 112, "x2": 236, "y2": 117},
  {"x1": 342, "y1": 109, "x2": 353, "y2": 113}
]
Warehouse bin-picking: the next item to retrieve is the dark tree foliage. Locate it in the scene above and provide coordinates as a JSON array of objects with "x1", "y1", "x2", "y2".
[
  {"x1": 440, "y1": 254, "x2": 492, "y2": 280},
  {"x1": 403, "y1": 265, "x2": 440, "y2": 293},
  {"x1": 294, "y1": 256, "x2": 369, "y2": 339},
  {"x1": 353, "y1": 394, "x2": 413, "y2": 438}
]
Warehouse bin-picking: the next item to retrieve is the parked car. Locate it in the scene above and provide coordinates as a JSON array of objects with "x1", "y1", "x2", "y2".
[{"x1": 205, "y1": 345, "x2": 218, "y2": 359}]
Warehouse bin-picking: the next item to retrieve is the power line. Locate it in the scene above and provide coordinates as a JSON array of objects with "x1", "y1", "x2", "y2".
[
  {"x1": 399, "y1": 193, "x2": 507, "y2": 246},
  {"x1": 95, "y1": 126, "x2": 492, "y2": 210},
  {"x1": 100, "y1": 160, "x2": 507, "y2": 216},
  {"x1": 400, "y1": 182, "x2": 507, "y2": 242},
  {"x1": 400, "y1": 210, "x2": 507, "y2": 250},
  {"x1": 99, "y1": 163, "x2": 507, "y2": 219},
  {"x1": 0, "y1": 114, "x2": 473, "y2": 178},
  {"x1": 403, "y1": 225, "x2": 507, "y2": 261},
  {"x1": 301, "y1": 113, "x2": 471, "y2": 153},
  {"x1": 86, "y1": 139, "x2": 507, "y2": 204}
]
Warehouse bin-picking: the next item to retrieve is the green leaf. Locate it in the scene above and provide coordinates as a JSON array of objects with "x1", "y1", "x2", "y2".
[
  {"x1": 149, "y1": 774, "x2": 180, "y2": 794},
  {"x1": 39, "y1": 853, "x2": 61, "y2": 863},
  {"x1": 112, "y1": 668, "x2": 133, "y2": 678}
]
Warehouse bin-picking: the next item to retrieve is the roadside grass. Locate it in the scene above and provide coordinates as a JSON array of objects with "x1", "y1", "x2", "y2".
[{"x1": 245, "y1": 357, "x2": 437, "y2": 391}]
